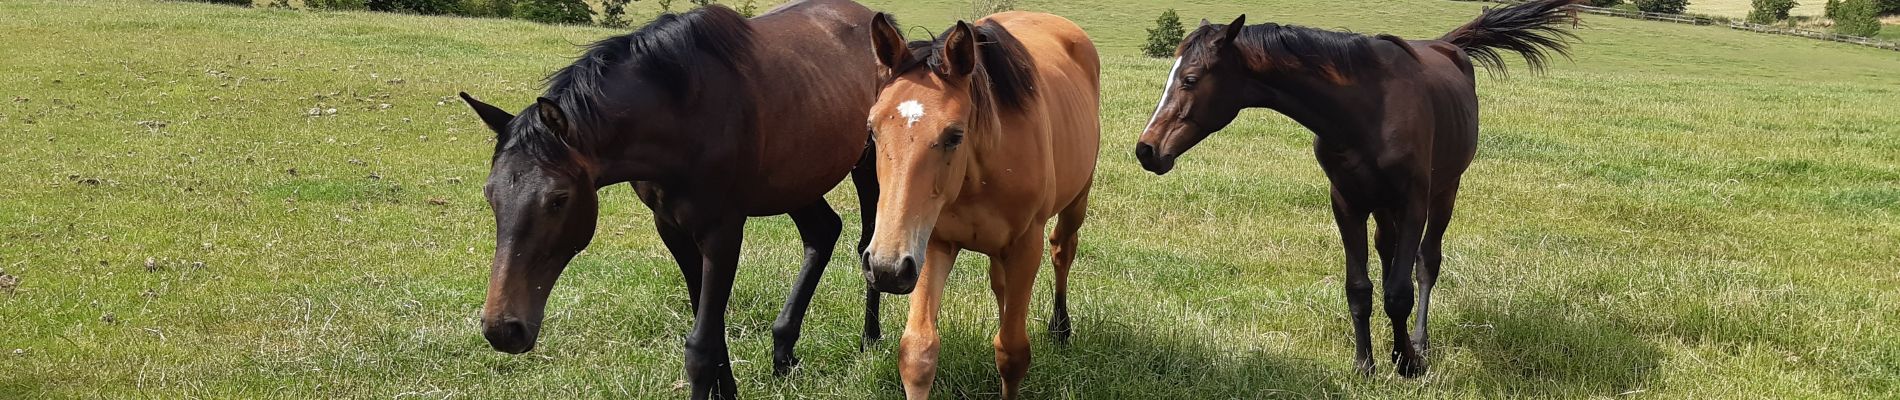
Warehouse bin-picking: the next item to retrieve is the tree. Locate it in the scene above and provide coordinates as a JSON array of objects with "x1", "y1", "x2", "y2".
[
  {"x1": 366, "y1": 0, "x2": 463, "y2": 15},
  {"x1": 515, "y1": 0, "x2": 590, "y2": 24},
  {"x1": 1825, "y1": 0, "x2": 1841, "y2": 18},
  {"x1": 739, "y1": 0, "x2": 758, "y2": 17},
  {"x1": 1833, "y1": 0, "x2": 1883, "y2": 36},
  {"x1": 1748, "y1": 0, "x2": 1799, "y2": 22},
  {"x1": 1635, "y1": 0, "x2": 1691, "y2": 13},
  {"x1": 1143, "y1": 9, "x2": 1185, "y2": 58},
  {"x1": 598, "y1": 0, "x2": 631, "y2": 27},
  {"x1": 1589, "y1": 0, "x2": 1624, "y2": 6}
]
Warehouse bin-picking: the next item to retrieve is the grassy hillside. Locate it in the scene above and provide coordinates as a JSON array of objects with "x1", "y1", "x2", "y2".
[{"x1": 2, "y1": 0, "x2": 1897, "y2": 398}]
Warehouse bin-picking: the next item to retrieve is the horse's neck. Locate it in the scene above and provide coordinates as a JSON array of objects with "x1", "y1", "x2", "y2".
[
  {"x1": 583, "y1": 76, "x2": 756, "y2": 186},
  {"x1": 1254, "y1": 66, "x2": 1385, "y2": 145}
]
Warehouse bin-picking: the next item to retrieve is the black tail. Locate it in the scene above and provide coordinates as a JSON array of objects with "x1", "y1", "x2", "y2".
[{"x1": 1439, "y1": 0, "x2": 1583, "y2": 75}]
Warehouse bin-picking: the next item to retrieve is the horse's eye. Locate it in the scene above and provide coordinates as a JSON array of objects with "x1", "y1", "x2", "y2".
[
  {"x1": 1182, "y1": 75, "x2": 1199, "y2": 89},
  {"x1": 941, "y1": 128, "x2": 964, "y2": 149},
  {"x1": 546, "y1": 193, "x2": 569, "y2": 211}
]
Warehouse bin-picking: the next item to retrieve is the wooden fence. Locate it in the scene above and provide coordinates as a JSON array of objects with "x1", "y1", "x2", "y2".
[{"x1": 1453, "y1": 0, "x2": 1900, "y2": 52}]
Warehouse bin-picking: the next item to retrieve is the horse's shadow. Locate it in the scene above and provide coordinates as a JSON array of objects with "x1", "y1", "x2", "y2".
[
  {"x1": 1444, "y1": 296, "x2": 1665, "y2": 396},
  {"x1": 857, "y1": 312, "x2": 1348, "y2": 399}
]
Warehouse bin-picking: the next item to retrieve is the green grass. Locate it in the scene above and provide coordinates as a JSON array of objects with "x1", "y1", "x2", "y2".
[{"x1": 3, "y1": 0, "x2": 1898, "y2": 398}]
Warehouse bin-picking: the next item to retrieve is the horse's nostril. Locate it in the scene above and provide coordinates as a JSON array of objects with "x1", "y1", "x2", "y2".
[
  {"x1": 1135, "y1": 142, "x2": 1155, "y2": 160},
  {"x1": 484, "y1": 317, "x2": 537, "y2": 354},
  {"x1": 898, "y1": 255, "x2": 917, "y2": 273}
]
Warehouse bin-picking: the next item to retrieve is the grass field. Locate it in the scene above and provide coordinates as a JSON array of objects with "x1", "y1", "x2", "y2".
[{"x1": 3, "y1": 0, "x2": 1899, "y2": 398}]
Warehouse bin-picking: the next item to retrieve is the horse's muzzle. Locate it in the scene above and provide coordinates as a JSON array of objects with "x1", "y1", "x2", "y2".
[
  {"x1": 482, "y1": 316, "x2": 539, "y2": 354},
  {"x1": 862, "y1": 251, "x2": 920, "y2": 295},
  {"x1": 1135, "y1": 142, "x2": 1176, "y2": 175}
]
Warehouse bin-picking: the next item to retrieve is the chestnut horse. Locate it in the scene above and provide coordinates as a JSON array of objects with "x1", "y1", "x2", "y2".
[
  {"x1": 861, "y1": 12, "x2": 1100, "y2": 399},
  {"x1": 1134, "y1": 0, "x2": 1583, "y2": 377},
  {"x1": 457, "y1": 2, "x2": 885, "y2": 398}
]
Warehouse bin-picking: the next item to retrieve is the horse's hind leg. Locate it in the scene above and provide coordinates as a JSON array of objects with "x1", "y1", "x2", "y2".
[
  {"x1": 852, "y1": 142, "x2": 883, "y2": 350},
  {"x1": 772, "y1": 200, "x2": 843, "y2": 376},
  {"x1": 1413, "y1": 182, "x2": 1462, "y2": 358},
  {"x1": 1046, "y1": 186, "x2": 1090, "y2": 343}
]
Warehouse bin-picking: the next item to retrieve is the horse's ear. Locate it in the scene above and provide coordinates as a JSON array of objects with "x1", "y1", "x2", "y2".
[
  {"x1": 534, "y1": 97, "x2": 570, "y2": 140},
  {"x1": 1219, "y1": 15, "x2": 1246, "y2": 46},
  {"x1": 940, "y1": 21, "x2": 978, "y2": 78},
  {"x1": 870, "y1": 12, "x2": 907, "y2": 71},
  {"x1": 460, "y1": 92, "x2": 514, "y2": 136},
  {"x1": 1200, "y1": 18, "x2": 1212, "y2": 27}
]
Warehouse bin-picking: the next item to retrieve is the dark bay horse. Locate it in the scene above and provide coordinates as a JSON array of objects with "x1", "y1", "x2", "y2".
[
  {"x1": 457, "y1": 2, "x2": 883, "y2": 398},
  {"x1": 862, "y1": 12, "x2": 1100, "y2": 399},
  {"x1": 1133, "y1": 0, "x2": 1584, "y2": 377}
]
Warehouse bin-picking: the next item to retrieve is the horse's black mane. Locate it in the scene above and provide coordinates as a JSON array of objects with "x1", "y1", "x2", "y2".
[
  {"x1": 505, "y1": 5, "x2": 754, "y2": 161},
  {"x1": 1188, "y1": 22, "x2": 1384, "y2": 79},
  {"x1": 895, "y1": 20, "x2": 1038, "y2": 110}
]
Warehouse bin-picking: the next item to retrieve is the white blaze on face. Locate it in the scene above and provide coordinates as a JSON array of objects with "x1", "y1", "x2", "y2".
[
  {"x1": 897, "y1": 100, "x2": 926, "y2": 128},
  {"x1": 1143, "y1": 57, "x2": 1185, "y2": 136}
]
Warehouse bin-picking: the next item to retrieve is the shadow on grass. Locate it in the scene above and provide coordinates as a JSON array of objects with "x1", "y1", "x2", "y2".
[
  {"x1": 1449, "y1": 297, "x2": 1664, "y2": 396},
  {"x1": 869, "y1": 313, "x2": 1347, "y2": 399}
]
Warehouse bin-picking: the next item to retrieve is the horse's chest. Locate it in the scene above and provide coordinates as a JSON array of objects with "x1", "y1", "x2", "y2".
[{"x1": 1314, "y1": 146, "x2": 1404, "y2": 203}]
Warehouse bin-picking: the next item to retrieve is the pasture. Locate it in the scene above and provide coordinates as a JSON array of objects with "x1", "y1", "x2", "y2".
[{"x1": 2, "y1": 0, "x2": 1897, "y2": 398}]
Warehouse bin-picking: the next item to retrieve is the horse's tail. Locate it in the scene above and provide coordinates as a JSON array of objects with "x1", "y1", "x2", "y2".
[{"x1": 1438, "y1": 0, "x2": 1584, "y2": 75}]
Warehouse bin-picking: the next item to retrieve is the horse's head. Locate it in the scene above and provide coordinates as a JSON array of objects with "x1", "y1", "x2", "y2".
[
  {"x1": 1135, "y1": 15, "x2": 1252, "y2": 175},
  {"x1": 460, "y1": 93, "x2": 601, "y2": 354},
  {"x1": 858, "y1": 15, "x2": 990, "y2": 294}
]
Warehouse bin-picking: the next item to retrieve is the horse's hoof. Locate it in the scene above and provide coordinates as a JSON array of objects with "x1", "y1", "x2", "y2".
[
  {"x1": 1047, "y1": 314, "x2": 1073, "y2": 344},
  {"x1": 1353, "y1": 359, "x2": 1376, "y2": 377},
  {"x1": 1394, "y1": 350, "x2": 1427, "y2": 378},
  {"x1": 772, "y1": 354, "x2": 799, "y2": 377},
  {"x1": 859, "y1": 335, "x2": 880, "y2": 352}
]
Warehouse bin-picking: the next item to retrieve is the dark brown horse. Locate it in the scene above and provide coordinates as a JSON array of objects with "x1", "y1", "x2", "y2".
[
  {"x1": 458, "y1": 2, "x2": 884, "y2": 398},
  {"x1": 1134, "y1": 0, "x2": 1583, "y2": 377}
]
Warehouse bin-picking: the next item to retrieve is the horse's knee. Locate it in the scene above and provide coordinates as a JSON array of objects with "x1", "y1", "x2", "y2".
[
  {"x1": 898, "y1": 331, "x2": 941, "y2": 370},
  {"x1": 993, "y1": 333, "x2": 1032, "y2": 380},
  {"x1": 1346, "y1": 279, "x2": 1374, "y2": 316},
  {"x1": 898, "y1": 331, "x2": 941, "y2": 393},
  {"x1": 1383, "y1": 281, "x2": 1415, "y2": 315}
]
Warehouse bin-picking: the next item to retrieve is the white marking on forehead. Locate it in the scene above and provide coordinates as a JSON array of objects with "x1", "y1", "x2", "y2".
[
  {"x1": 897, "y1": 100, "x2": 926, "y2": 128},
  {"x1": 1143, "y1": 57, "x2": 1185, "y2": 136}
]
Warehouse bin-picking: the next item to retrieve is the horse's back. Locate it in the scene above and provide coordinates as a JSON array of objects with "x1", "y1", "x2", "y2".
[
  {"x1": 988, "y1": 12, "x2": 1102, "y2": 214},
  {"x1": 742, "y1": 0, "x2": 882, "y2": 214}
]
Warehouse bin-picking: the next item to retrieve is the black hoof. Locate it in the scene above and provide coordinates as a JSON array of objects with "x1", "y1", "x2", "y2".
[
  {"x1": 859, "y1": 333, "x2": 880, "y2": 352},
  {"x1": 772, "y1": 353, "x2": 799, "y2": 377},
  {"x1": 1047, "y1": 312, "x2": 1073, "y2": 344},
  {"x1": 1393, "y1": 350, "x2": 1427, "y2": 378},
  {"x1": 1353, "y1": 358, "x2": 1376, "y2": 377}
]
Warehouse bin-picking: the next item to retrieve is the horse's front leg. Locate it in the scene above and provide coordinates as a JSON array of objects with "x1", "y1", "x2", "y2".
[
  {"x1": 1385, "y1": 202, "x2": 1428, "y2": 378},
  {"x1": 852, "y1": 145, "x2": 884, "y2": 350},
  {"x1": 898, "y1": 241, "x2": 957, "y2": 399},
  {"x1": 994, "y1": 228, "x2": 1045, "y2": 400},
  {"x1": 1329, "y1": 190, "x2": 1376, "y2": 376},
  {"x1": 772, "y1": 201, "x2": 843, "y2": 376},
  {"x1": 685, "y1": 217, "x2": 746, "y2": 400}
]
